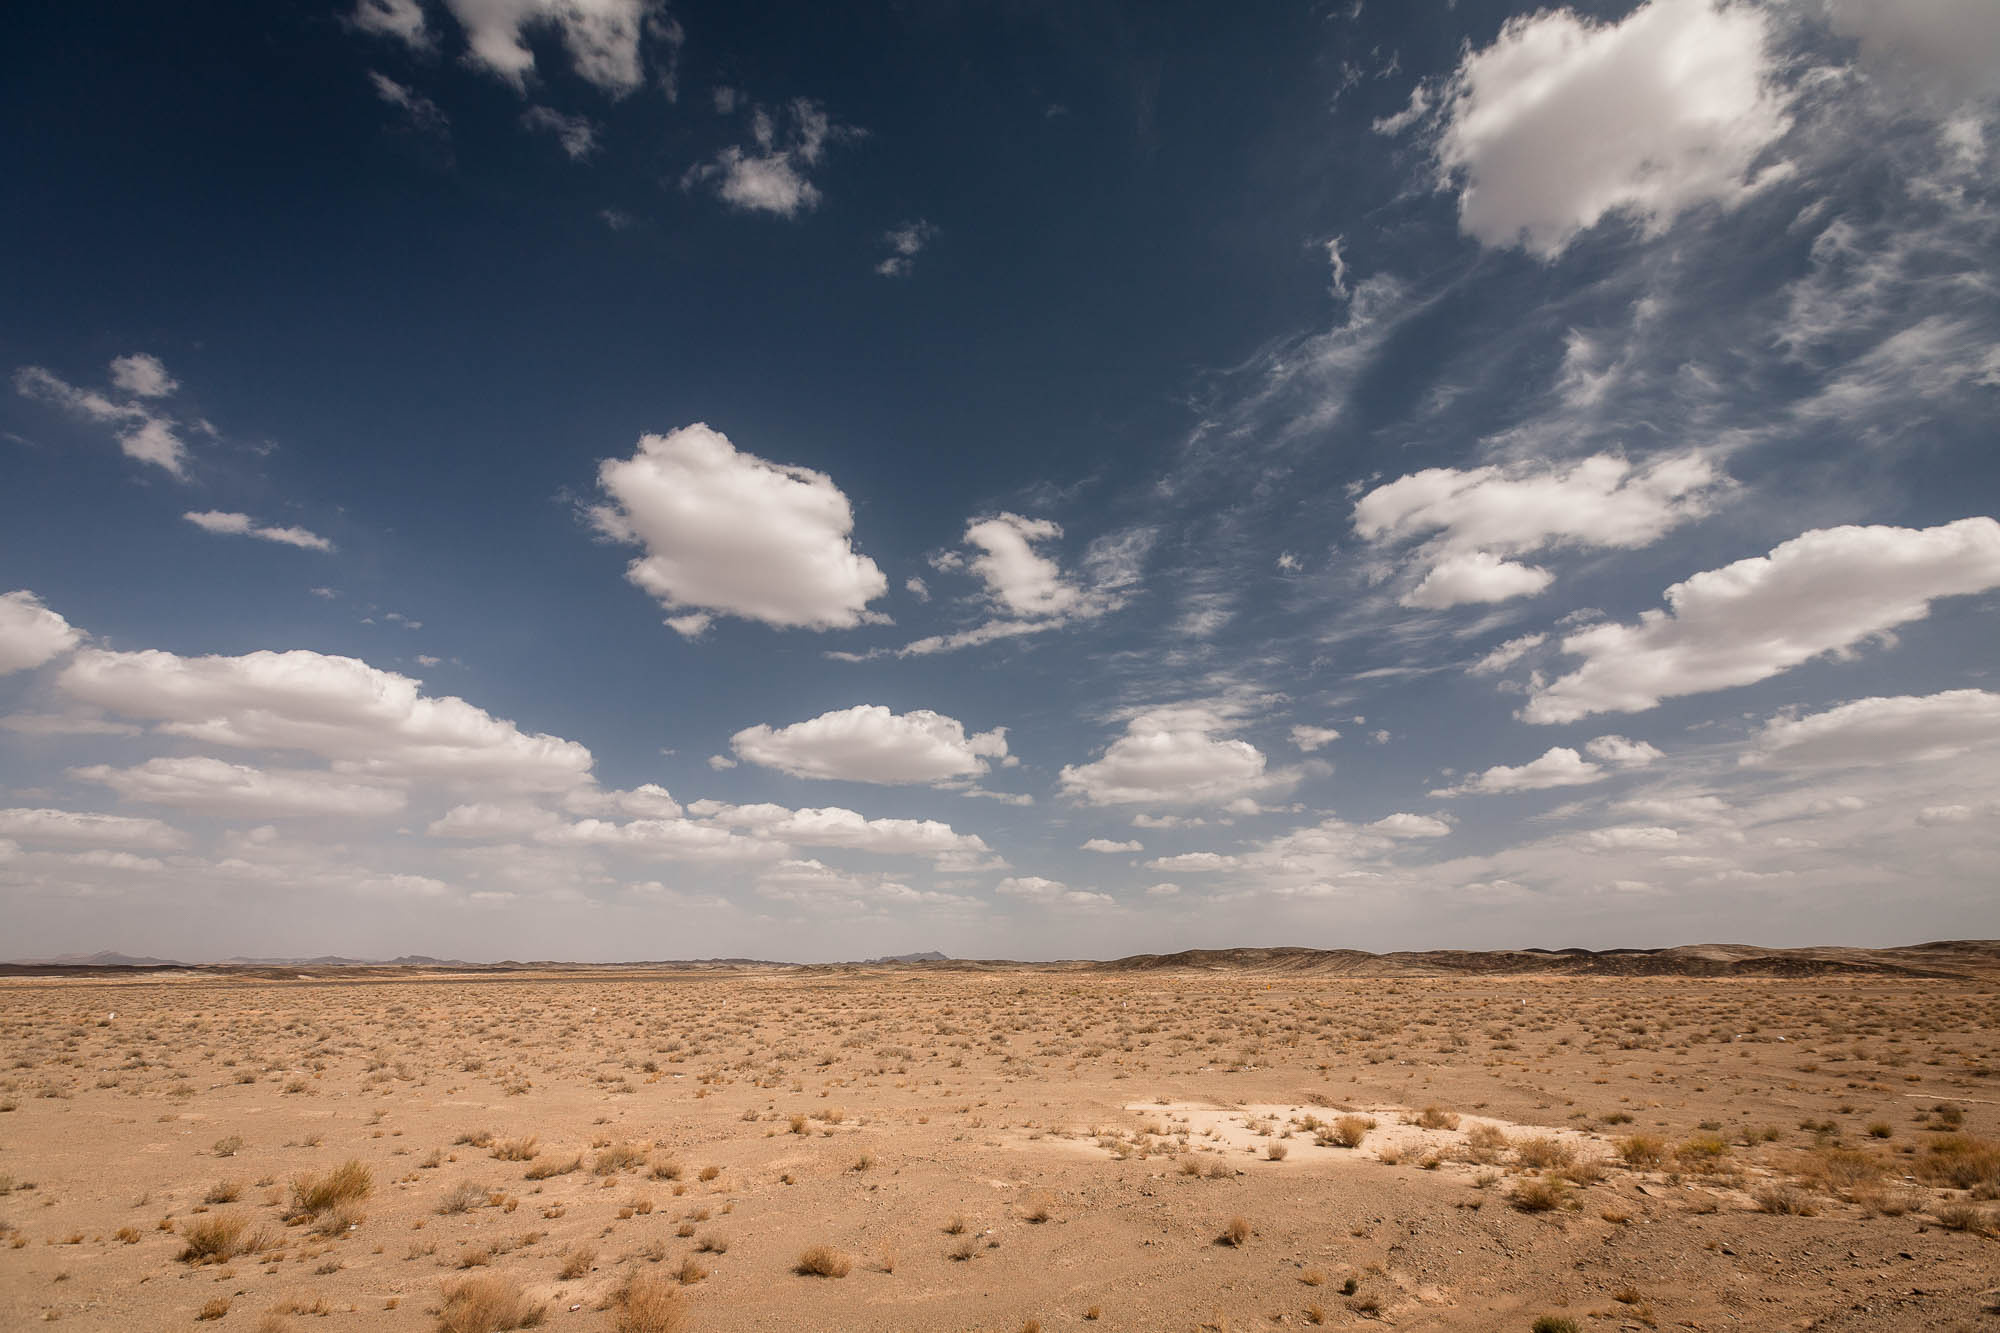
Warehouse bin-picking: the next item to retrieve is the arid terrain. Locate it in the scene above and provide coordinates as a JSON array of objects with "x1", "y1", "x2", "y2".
[{"x1": 2, "y1": 947, "x2": 1997, "y2": 1332}]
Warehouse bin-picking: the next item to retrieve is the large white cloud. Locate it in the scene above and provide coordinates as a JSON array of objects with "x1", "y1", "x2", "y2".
[
  {"x1": 591, "y1": 424, "x2": 888, "y2": 635},
  {"x1": 1354, "y1": 452, "x2": 1723, "y2": 608},
  {"x1": 184, "y1": 512, "x2": 334, "y2": 552},
  {"x1": 440, "y1": 0, "x2": 655, "y2": 94},
  {"x1": 688, "y1": 800, "x2": 990, "y2": 858},
  {"x1": 72, "y1": 756, "x2": 405, "y2": 818},
  {"x1": 729, "y1": 705, "x2": 1008, "y2": 784},
  {"x1": 1059, "y1": 707, "x2": 1298, "y2": 808},
  {"x1": 1743, "y1": 689, "x2": 2000, "y2": 768},
  {"x1": 1525, "y1": 519, "x2": 2000, "y2": 723},
  {"x1": 0, "y1": 591, "x2": 82, "y2": 674},
  {"x1": 0, "y1": 807, "x2": 187, "y2": 851},
  {"x1": 59, "y1": 647, "x2": 594, "y2": 790},
  {"x1": 1399, "y1": 0, "x2": 1792, "y2": 256}
]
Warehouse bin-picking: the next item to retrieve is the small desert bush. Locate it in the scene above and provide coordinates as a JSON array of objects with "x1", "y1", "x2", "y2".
[
  {"x1": 1513, "y1": 1136, "x2": 1574, "y2": 1170},
  {"x1": 1753, "y1": 1184, "x2": 1818, "y2": 1215},
  {"x1": 436, "y1": 1181, "x2": 490, "y2": 1215},
  {"x1": 437, "y1": 1275, "x2": 545, "y2": 1332},
  {"x1": 525, "y1": 1155, "x2": 582, "y2": 1181},
  {"x1": 594, "y1": 1143, "x2": 648, "y2": 1176},
  {"x1": 1510, "y1": 1178, "x2": 1571, "y2": 1213},
  {"x1": 179, "y1": 1212, "x2": 265, "y2": 1264},
  {"x1": 1674, "y1": 1134, "x2": 1730, "y2": 1170},
  {"x1": 1914, "y1": 1135, "x2": 2000, "y2": 1191},
  {"x1": 1266, "y1": 1142, "x2": 1288, "y2": 1161},
  {"x1": 1219, "y1": 1215, "x2": 1252, "y2": 1246},
  {"x1": 1617, "y1": 1134, "x2": 1667, "y2": 1168},
  {"x1": 1416, "y1": 1106, "x2": 1459, "y2": 1131},
  {"x1": 611, "y1": 1272, "x2": 689, "y2": 1333},
  {"x1": 204, "y1": 1180, "x2": 242, "y2": 1205},
  {"x1": 796, "y1": 1244, "x2": 852, "y2": 1277},
  {"x1": 491, "y1": 1137, "x2": 538, "y2": 1162},
  {"x1": 1934, "y1": 1202, "x2": 1993, "y2": 1234},
  {"x1": 1531, "y1": 1318, "x2": 1581, "y2": 1333},
  {"x1": 1330, "y1": 1115, "x2": 1371, "y2": 1149},
  {"x1": 291, "y1": 1159, "x2": 372, "y2": 1218},
  {"x1": 557, "y1": 1245, "x2": 595, "y2": 1280}
]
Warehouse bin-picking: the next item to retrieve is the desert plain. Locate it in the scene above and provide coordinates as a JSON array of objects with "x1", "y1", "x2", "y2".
[{"x1": 1, "y1": 945, "x2": 1997, "y2": 1333}]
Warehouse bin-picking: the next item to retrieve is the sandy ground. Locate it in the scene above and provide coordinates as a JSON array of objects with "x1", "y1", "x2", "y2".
[{"x1": 0, "y1": 967, "x2": 1996, "y2": 1332}]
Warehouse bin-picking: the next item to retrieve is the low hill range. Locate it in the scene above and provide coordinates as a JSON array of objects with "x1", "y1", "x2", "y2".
[{"x1": 6, "y1": 941, "x2": 1998, "y2": 979}]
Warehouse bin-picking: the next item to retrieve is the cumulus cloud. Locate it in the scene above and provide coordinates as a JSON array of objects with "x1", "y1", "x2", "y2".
[
  {"x1": 1743, "y1": 690, "x2": 2000, "y2": 768},
  {"x1": 1366, "y1": 813, "x2": 1452, "y2": 838},
  {"x1": 688, "y1": 800, "x2": 991, "y2": 859},
  {"x1": 1469, "y1": 633, "x2": 1547, "y2": 675},
  {"x1": 1438, "y1": 745, "x2": 1605, "y2": 795},
  {"x1": 440, "y1": 0, "x2": 655, "y2": 95},
  {"x1": 14, "y1": 360, "x2": 189, "y2": 477},
  {"x1": 995, "y1": 875, "x2": 1113, "y2": 907},
  {"x1": 543, "y1": 816, "x2": 781, "y2": 862},
  {"x1": 59, "y1": 646, "x2": 594, "y2": 790},
  {"x1": 184, "y1": 511, "x2": 334, "y2": 552},
  {"x1": 1585, "y1": 735, "x2": 1663, "y2": 767},
  {"x1": 1525, "y1": 519, "x2": 2000, "y2": 723},
  {"x1": 1289, "y1": 724, "x2": 1342, "y2": 752},
  {"x1": 1080, "y1": 838, "x2": 1141, "y2": 853},
  {"x1": 353, "y1": 0, "x2": 430, "y2": 46},
  {"x1": 755, "y1": 858, "x2": 971, "y2": 910},
  {"x1": 1144, "y1": 851, "x2": 1239, "y2": 871},
  {"x1": 428, "y1": 801, "x2": 564, "y2": 839},
  {"x1": 876, "y1": 220, "x2": 937, "y2": 277},
  {"x1": 590, "y1": 424, "x2": 888, "y2": 634},
  {"x1": 1390, "y1": 0, "x2": 1793, "y2": 256},
  {"x1": 0, "y1": 591, "x2": 82, "y2": 674},
  {"x1": 729, "y1": 705, "x2": 1008, "y2": 784},
  {"x1": 1059, "y1": 707, "x2": 1299, "y2": 808},
  {"x1": 1825, "y1": 0, "x2": 2000, "y2": 105},
  {"x1": 0, "y1": 807, "x2": 187, "y2": 851},
  {"x1": 1354, "y1": 452, "x2": 1724, "y2": 608},
  {"x1": 684, "y1": 99, "x2": 848, "y2": 218},
  {"x1": 74, "y1": 756, "x2": 406, "y2": 817},
  {"x1": 521, "y1": 105, "x2": 599, "y2": 159}
]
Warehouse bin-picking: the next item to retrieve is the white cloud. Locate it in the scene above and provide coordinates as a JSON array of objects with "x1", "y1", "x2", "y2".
[
  {"x1": 1059, "y1": 707, "x2": 1298, "y2": 808},
  {"x1": 1354, "y1": 452, "x2": 1723, "y2": 608},
  {"x1": 74, "y1": 756, "x2": 406, "y2": 817},
  {"x1": 1145, "y1": 882, "x2": 1182, "y2": 897},
  {"x1": 0, "y1": 807, "x2": 187, "y2": 851},
  {"x1": 1582, "y1": 825, "x2": 1680, "y2": 850},
  {"x1": 755, "y1": 859, "x2": 971, "y2": 910},
  {"x1": 353, "y1": 0, "x2": 430, "y2": 46},
  {"x1": 0, "y1": 711, "x2": 138, "y2": 737},
  {"x1": 108, "y1": 353, "x2": 177, "y2": 399},
  {"x1": 1144, "y1": 851, "x2": 1239, "y2": 871},
  {"x1": 184, "y1": 511, "x2": 334, "y2": 552},
  {"x1": 427, "y1": 801, "x2": 563, "y2": 839},
  {"x1": 1825, "y1": 0, "x2": 2000, "y2": 105},
  {"x1": 543, "y1": 816, "x2": 780, "y2": 862},
  {"x1": 876, "y1": 220, "x2": 937, "y2": 277},
  {"x1": 441, "y1": 0, "x2": 655, "y2": 95},
  {"x1": 0, "y1": 591, "x2": 82, "y2": 674},
  {"x1": 14, "y1": 362, "x2": 189, "y2": 477},
  {"x1": 1405, "y1": 552, "x2": 1553, "y2": 609},
  {"x1": 367, "y1": 72, "x2": 449, "y2": 136},
  {"x1": 59, "y1": 646, "x2": 594, "y2": 790},
  {"x1": 1469, "y1": 633, "x2": 1546, "y2": 675},
  {"x1": 684, "y1": 100, "x2": 845, "y2": 218},
  {"x1": 1289, "y1": 724, "x2": 1341, "y2": 752},
  {"x1": 522, "y1": 105, "x2": 599, "y2": 159},
  {"x1": 995, "y1": 875, "x2": 1114, "y2": 908},
  {"x1": 1525, "y1": 519, "x2": 2000, "y2": 723},
  {"x1": 591, "y1": 424, "x2": 888, "y2": 635},
  {"x1": 688, "y1": 800, "x2": 990, "y2": 859},
  {"x1": 1743, "y1": 689, "x2": 2000, "y2": 768},
  {"x1": 965, "y1": 513, "x2": 1085, "y2": 618},
  {"x1": 1584, "y1": 735, "x2": 1663, "y2": 767},
  {"x1": 1401, "y1": 0, "x2": 1793, "y2": 256},
  {"x1": 1366, "y1": 812, "x2": 1452, "y2": 838},
  {"x1": 730, "y1": 705, "x2": 1007, "y2": 784},
  {"x1": 1440, "y1": 745, "x2": 1604, "y2": 795},
  {"x1": 1080, "y1": 838, "x2": 1141, "y2": 853}
]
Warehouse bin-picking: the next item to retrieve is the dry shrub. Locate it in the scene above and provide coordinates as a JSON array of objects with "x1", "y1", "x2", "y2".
[
  {"x1": 291, "y1": 1160, "x2": 372, "y2": 1218},
  {"x1": 1617, "y1": 1134, "x2": 1667, "y2": 1168},
  {"x1": 1802, "y1": 1147, "x2": 1886, "y2": 1195},
  {"x1": 796, "y1": 1244, "x2": 852, "y2": 1277},
  {"x1": 557, "y1": 1246, "x2": 595, "y2": 1280},
  {"x1": 1934, "y1": 1202, "x2": 1993, "y2": 1234},
  {"x1": 1915, "y1": 1135, "x2": 2000, "y2": 1191},
  {"x1": 179, "y1": 1212, "x2": 266, "y2": 1264},
  {"x1": 1332, "y1": 1115, "x2": 1372, "y2": 1149},
  {"x1": 1674, "y1": 1134, "x2": 1730, "y2": 1171},
  {"x1": 673, "y1": 1255, "x2": 707, "y2": 1285},
  {"x1": 1509, "y1": 1178, "x2": 1571, "y2": 1213},
  {"x1": 1513, "y1": 1136, "x2": 1574, "y2": 1170},
  {"x1": 437, "y1": 1181, "x2": 489, "y2": 1215},
  {"x1": 1416, "y1": 1106, "x2": 1459, "y2": 1131},
  {"x1": 1753, "y1": 1184, "x2": 1818, "y2": 1215},
  {"x1": 525, "y1": 1155, "x2": 581, "y2": 1181},
  {"x1": 491, "y1": 1137, "x2": 538, "y2": 1162},
  {"x1": 1458, "y1": 1123, "x2": 1509, "y2": 1164},
  {"x1": 1219, "y1": 1215, "x2": 1251, "y2": 1247},
  {"x1": 197, "y1": 1297, "x2": 231, "y2": 1320},
  {"x1": 437, "y1": 1275, "x2": 545, "y2": 1332},
  {"x1": 1265, "y1": 1142, "x2": 1289, "y2": 1161},
  {"x1": 594, "y1": 1143, "x2": 648, "y2": 1176},
  {"x1": 612, "y1": 1272, "x2": 689, "y2": 1333}
]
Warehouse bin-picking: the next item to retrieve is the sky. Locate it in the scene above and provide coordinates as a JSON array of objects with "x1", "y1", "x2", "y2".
[{"x1": 2, "y1": 0, "x2": 1997, "y2": 963}]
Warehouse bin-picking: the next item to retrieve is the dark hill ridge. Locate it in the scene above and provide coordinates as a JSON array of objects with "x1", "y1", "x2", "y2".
[{"x1": 1103, "y1": 941, "x2": 2000, "y2": 979}]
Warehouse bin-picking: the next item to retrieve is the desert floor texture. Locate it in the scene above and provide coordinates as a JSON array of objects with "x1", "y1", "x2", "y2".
[{"x1": 1, "y1": 963, "x2": 1997, "y2": 1332}]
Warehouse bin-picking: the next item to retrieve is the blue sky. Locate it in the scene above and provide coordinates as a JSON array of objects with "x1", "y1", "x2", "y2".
[{"x1": 3, "y1": 0, "x2": 1996, "y2": 962}]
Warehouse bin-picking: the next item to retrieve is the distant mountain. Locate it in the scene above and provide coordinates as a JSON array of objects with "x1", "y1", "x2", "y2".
[
  {"x1": 23, "y1": 950, "x2": 185, "y2": 968},
  {"x1": 863, "y1": 950, "x2": 950, "y2": 964}
]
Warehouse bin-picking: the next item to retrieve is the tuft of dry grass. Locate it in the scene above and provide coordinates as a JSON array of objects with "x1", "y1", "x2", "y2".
[
  {"x1": 1754, "y1": 1184, "x2": 1818, "y2": 1215},
  {"x1": 1513, "y1": 1136, "x2": 1575, "y2": 1170},
  {"x1": 490, "y1": 1137, "x2": 538, "y2": 1162},
  {"x1": 197, "y1": 1297, "x2": 231, "y2": 1320},
  {"x1": 179, "y1": 1212, "x2": 266, "y2": 1264},
  {"x1": 437, "y1": 1274, "x2": 546, "y2": 1332},
  {"x1": 557, "y1": 1245, "x2": 595, "y2": 1280},
  {"x1": 611, "y1": 1272, "x2": 689, "y2": 1333},
  {"x1": 593, "y1": 1143, "x2": 648, "y2": 1176},
  {"x1": 1330, "y1": 1115, "x2": 1371, "y2": 1149},
  {"x1": 796, "y1": 1243, "x2": 853, "y2": 1277},
  {"x1": 1416, "y1": 1105, "x2": 1459, "y2": 1130},
  {"x1": 1265, "y1": 1142, "x2": 1289, "y2": 1161},
  {"x1": 525, "y1": 1155, "x2": 582, "y2": 1180},
  {"x1": 1509, "y1": 1177, "x2": 1571, "y2": 1213},
  {"x1": 290, "y1": 1159, "x2": 372, "y2": 1219},
  {"x1": 1218, "y1": 1215, "x2": 1251, "y2": 1247},
  {"x1": 1617, "y1": 1134, "x2": 1667, "y2": 1168}
]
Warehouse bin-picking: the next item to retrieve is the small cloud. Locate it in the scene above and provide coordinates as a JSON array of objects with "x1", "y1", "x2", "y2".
[
  {"x1": 876, "y1": 219, "x2": 937, "y2": 277},
  {"x1": 522, "y1": 105, "x2": 599, "y2": 160},
  {"x1": 1080, "y1": 837, "x2": 1142, "y2": 853},
  {"x1": 706, "y1": 754, "x2": 738, "y2": 770},
  {"x1": 184, "y1": 511, "x2": 334, "y2": 552},
  {"x1": 1289, "y1": 724, "x2": 1341, "y2": 752},
  {"x1": 368, "y1": 71, "x2": 448, "y2": 138}
]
